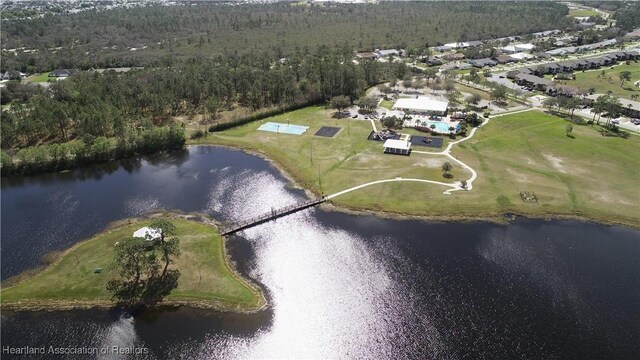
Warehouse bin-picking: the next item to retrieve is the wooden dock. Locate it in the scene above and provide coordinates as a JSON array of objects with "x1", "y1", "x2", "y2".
[{"x1": 221, "y1": 198, "x2": 325, "y2": 236}]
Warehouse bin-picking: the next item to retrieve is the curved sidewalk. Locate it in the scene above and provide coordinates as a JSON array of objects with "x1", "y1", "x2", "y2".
[{"x1": 326, "y1": 108, "x2": 534, "y2": 199}]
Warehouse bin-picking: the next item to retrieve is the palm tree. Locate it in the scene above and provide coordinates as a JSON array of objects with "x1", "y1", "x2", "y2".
[
  {"x1": 592, "y1": 95, "x2": 609, "y2": 124},
  {"x1": 604, "y1": 96, "x2": 622, "y2": 127}
]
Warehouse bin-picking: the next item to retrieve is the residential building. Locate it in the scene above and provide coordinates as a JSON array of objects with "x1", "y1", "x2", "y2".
[
  {"x1": 494, "y1": 55, "x2": 516, "y2": 64},
  {"x1": 48, "y1": 69, "x2": 78, "y2": 78},
  {"x1": 469, "y1": 58, "x2": 497, "y2": 68},
  {"x1": 514, "y1": 73, "x2": 554, "y2": 91},
  {"x1": 509, "y1": 52, "x2": 534, "y2": 61},
  {"x1": 375, "y1": 49, "x2": 402, "y2": 58}
]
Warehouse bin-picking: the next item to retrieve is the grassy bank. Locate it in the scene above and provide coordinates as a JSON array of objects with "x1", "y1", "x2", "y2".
[
  {"x1": 198, "y1": 105, "x2": 465, "y2": 197},
  {"x1": 1, "y1": 215, "x2": 266, "y2": 312},
  {"x1": 196, "y1": 106, "x2": 639, "y2": 227}
]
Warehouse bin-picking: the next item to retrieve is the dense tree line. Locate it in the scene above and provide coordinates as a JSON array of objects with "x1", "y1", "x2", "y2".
[
  {"x1": 1, "y1": 2, "x2": 569, "y2": 72},
  {"x1": 614, "y1": 3, "x2": 640, "y2": 31},
  {"x1": 576, "y1": 1, "x2": 625, "y2": 12},
  {"x1": 1, "y1": 47, "x2": 408, "y2": 175}
]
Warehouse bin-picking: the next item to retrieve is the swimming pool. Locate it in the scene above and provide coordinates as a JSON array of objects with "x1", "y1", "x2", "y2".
[
  {"x1": 258, "y1": 122, "x2": 309, "y2": 135},
  {"x1": 420, "y1": 121, "x2": 460, "y2": 134}
]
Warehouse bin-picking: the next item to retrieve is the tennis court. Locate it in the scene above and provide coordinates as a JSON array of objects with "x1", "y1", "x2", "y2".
[
  {"x1": 258, "y1": 122, "x2": 309, "y2": 135},
  {"x1": 410, "y1": 136, "x2": 444, "y2": 148},
  {"x1": 314, "y1": 126, "x2": 341, "y2": 137}
]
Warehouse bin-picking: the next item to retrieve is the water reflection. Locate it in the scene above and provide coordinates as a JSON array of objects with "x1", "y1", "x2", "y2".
[{"x1": 2, "y1": 147, "x2": 639, "y2": 359}]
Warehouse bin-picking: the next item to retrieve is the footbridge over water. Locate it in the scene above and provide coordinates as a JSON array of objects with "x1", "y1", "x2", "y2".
[{"x1": 221, "y1": 198, "x2": 325, "y2": 236}]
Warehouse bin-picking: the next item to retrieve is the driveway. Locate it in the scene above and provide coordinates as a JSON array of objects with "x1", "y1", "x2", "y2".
[{"x1": 487, "y1": 73, "x2": 531, "y2": 94}]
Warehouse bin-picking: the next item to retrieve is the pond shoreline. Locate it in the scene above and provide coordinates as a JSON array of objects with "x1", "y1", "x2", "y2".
[
  {"x1": 188, "y1": 143, "x2": 640, "y2": 230},
  {"x1": 1, "y1": 211, "x2": 268, "y2": 314}
]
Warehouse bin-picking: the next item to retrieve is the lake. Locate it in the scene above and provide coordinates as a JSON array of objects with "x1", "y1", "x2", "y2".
[{"x1": 2, "y1": 146, "x2": 639, "y2": 359}]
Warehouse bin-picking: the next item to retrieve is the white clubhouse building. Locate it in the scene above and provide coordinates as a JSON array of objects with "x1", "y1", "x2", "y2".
[{"x1": 392, "y1": 96, "x2": 449, "y2": 116}]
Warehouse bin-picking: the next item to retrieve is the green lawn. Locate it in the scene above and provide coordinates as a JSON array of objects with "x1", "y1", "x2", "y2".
[
  {"x1": 379, "y1": 99, "x2": 394, "y2": 109},
  {"x1": 196, "y1": 107, "x2": 639, "y2": 226},
  {"x1": 563, "y1": 63, "x2": 640, "y2": 99},
  {"x1": 451, "y1": 110, "x2": 640, "y2": 225},
  {"x1": 1, "y1": 216, "x2": 265, "y2": 311},
  {"x1": 456, "y1": 84, "x2": 492, "y2": 101},
  {"x1": 198, "y1": 105, "x2": 465, "y2": 205},
  {"x1": 23, "y1": 72, "x2": 50, "y2": 83},
  {"x1": 568, "y1": 9, "x2": 599, "y2": 17}
]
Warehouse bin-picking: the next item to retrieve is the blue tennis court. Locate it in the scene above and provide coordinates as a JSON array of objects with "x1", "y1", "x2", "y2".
[{"x1": 258, "y1": 122, "x2": 309, "y2": 135}]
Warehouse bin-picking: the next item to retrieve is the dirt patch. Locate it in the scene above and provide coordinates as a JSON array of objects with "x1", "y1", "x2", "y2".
[
  {"x1": 415, "y1": 158, "x2": 445, "y2": 168},
  {"x1": 542, "y1": 154, "x2": 566, "y2": 173},
  {"x1": 506, "y1": 168, "x2": 533, "y2": 183}
]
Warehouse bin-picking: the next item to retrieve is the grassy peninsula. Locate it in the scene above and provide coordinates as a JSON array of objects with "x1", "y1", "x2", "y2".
[
  {"x1": 1, "y1": 215, "x2": 265, "y2": 312},
  {"x1": 195, "y1": 107, "x2": 639, "y2": 227}
]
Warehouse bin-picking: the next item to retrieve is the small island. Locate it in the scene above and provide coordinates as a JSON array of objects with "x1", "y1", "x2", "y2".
[{"x1": 1, "y1": 214, "x2": 266, "y2": 312}]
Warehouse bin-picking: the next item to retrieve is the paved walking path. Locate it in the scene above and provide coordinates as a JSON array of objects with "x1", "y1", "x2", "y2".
[
  {"x1": 369, "y1": 118, "x2": 378, "y2": 133},
  {"x1": 327, "y1": 108, "x2": 535, "y2": 199}
]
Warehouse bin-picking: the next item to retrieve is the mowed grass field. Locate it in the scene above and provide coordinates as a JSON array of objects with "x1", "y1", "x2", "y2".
[
  {"x1": 23, "y1": 72, "x2": 50, "y2": 83},
  {"x1": 452, "y1": 110, "x2": 640, "y2": 224},
  {"x1": 565, "y1": 62, "x2": 640, "y2": 99},
  {"x1": 202, "y1": 105, "x2": 466, "y2": 203},
  {"x1": 200, "y1": 107, "x2": 639, "y2": 225},
  {"x1": 568, "y1": 9, "x2": 599, "y2": 17},
  {"x1": 456, "y1": 84, "x2": 492, "y2": 101},
  {"x1": 379, "y1": 99, "x2": 395, "y2": 110},
  {"x1": 1, "y1": 217, "x2": 265, "y2": 311}
]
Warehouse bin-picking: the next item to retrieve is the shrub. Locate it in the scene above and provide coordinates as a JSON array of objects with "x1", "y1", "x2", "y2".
[{"x1": 190, "y1": 130, "x2": 205, "y2": 139}]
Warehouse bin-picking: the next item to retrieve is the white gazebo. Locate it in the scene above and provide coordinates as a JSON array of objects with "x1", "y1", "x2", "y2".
[
  {"x1": 383, "y1": 139, "x2": 411, "y2": 155},
  {"x1": 133, "y1": 227, "x2": 162, "y2": 241}
]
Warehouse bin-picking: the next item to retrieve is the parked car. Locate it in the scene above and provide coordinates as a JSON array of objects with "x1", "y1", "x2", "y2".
[
  {"x1": 352, "y1": 114, "x2": 358, "y2": 118},
  {"x1": 612, "y1": 119, "x2": 620, "y2": 124}
]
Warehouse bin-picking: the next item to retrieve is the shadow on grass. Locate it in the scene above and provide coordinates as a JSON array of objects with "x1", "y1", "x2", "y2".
[{"x1": 107, "y1": 270, "x2": 180, "y2": 307}]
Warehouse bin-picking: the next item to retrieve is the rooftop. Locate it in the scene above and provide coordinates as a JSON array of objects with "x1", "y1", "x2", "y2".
[
  {"x1": 133, "y1": 227, "x2": 162, "y2": 241},
  {"x1": 509, "y1": 52, "x2": 534, "y2": 60},
  {"x1": 383, "y1": 139, "x2": 411, "y2": 151},
  {"x1": 515, "y1": 73, "x2": 554, "y2": 86},
  {"x1": 393, "y1": 97, "x2": 449, "y2": 112}
]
